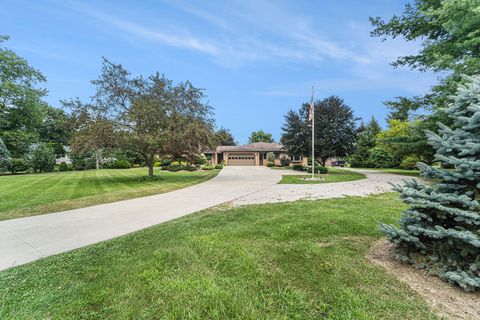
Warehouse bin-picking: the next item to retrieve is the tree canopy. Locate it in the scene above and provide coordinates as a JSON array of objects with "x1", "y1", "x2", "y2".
[
  {"x1": 68, "y1": 58, "x2": 215, "y2": 177},
  {"x1": 282, "y1": 96, "x2": 358, "y2": 165},
  {"x1": 213, "y1": 127, "x2": 236, "y2": 146},
  {"x1": 248, "y1": 130, "x2": 275, "y2": 144},
  {"x1": 371, "y1": 0, "x2": 480, "y2": 109},
  {"x1": 0, "y1": 35, "x2": 48, "y2": 157}
]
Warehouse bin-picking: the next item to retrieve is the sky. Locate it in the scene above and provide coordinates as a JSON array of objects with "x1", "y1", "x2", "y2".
[{"x1": 1, "y1": 0, "x2": 438, "y2": 144}]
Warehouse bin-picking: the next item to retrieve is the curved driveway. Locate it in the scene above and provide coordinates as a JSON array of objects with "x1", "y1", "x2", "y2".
[
  {"x1": 0, "y1": 167, "x2": 413, "y2": 271},
  {"x1": 0, "y1": 167, "x2": 282, "y2": 270}
]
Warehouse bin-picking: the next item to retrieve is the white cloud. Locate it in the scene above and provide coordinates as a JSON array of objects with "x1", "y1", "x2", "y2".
[{"x1": 65, "y1": 1, "x2": 219, "y2": 54}]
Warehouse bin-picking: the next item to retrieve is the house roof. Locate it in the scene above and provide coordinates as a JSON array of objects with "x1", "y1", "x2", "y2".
[{"x1": 215, "y1": 142, "x2": 284, "y2": 153}]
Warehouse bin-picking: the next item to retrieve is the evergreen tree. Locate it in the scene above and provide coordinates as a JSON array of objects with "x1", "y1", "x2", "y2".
[
  {"x1": 381, "y1": 75, "x2": 480, "y2": 292},
  {"x1": 348, "y1": 116, "x2": 381, "y2": 168},
  {"x1": 0, "y1": 137, "x2": 10, "y2": 173}
]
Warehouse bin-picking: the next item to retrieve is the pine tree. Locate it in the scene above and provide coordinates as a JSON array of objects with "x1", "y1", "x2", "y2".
[
  {"x1": 0, "y1": 138, "x2": 11, "y2": 173},
  {"x1": 381, "y1": 75, "x2": 480, "y2": 292}
]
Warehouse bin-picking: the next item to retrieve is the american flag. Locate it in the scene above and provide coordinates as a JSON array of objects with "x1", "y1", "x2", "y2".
[{"x1": 308, "y1": 92, "x2": 314, "y2": 121}]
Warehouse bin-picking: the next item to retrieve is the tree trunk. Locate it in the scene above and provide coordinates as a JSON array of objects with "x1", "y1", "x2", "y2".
[
  {"x1": 148, "y1": 164, "x2": 154, "y2": 177},
  {"x1": 95, "y1": 151, "x2": 100, "y2": 170},
  {"x1": 321, "y1": 158, "x2": 327, "y2": 167}
]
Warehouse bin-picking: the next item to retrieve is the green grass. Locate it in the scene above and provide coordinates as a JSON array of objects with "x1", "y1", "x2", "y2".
[
  {"x1": 0, "y1": 193, "x2": 437, "y2": 319},
  {"x1": 0, "y1": 168, "x2": 219, "y2": 220},
  {"x1": 354, "y1": 168, "x2": 421, "y2": 177},
  {"x1": 279, "y1": 168, "x2": 366, "y2": 184}
]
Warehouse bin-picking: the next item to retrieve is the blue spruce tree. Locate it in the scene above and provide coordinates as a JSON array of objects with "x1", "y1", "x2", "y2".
[{"x1": 381, "y1": 75, "x2": 480, "y2": 292}]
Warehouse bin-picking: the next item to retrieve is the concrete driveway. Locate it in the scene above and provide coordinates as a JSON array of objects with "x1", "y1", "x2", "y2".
[
  {"x1": 0, "y1": 167, "x2": 412, "y2": 271},
  {"x1": 0, "y1": 166, "x2": 283, "y2": 271}
]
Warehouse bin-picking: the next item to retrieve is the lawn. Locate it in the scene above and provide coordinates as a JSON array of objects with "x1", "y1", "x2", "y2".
[
  {"x1": 0, "y1": 168, "x2": 219, "y2": 220},
  {"x1": 279, "y1": 167, "x2": 366, "y2": 184},
  {"x1": 0, "y1": 193, "x2": 437, "y2": 319},
  {"x1": 355, "y1": 168, "x2": 421, "y2": 177}
]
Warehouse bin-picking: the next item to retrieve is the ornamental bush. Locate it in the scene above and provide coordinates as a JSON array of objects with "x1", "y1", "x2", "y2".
[
  {"x1": 214, "y1": 164, "x2": 224, "y2": 169},
  {"x1": 202, "y1": 164, "x2": 215, "y2": 170},
  {"x1": 381, "y1": 75, "x2": 480, "y2": 292}
]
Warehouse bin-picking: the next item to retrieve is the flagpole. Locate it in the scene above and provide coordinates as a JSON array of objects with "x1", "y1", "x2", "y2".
[{"x1": 311, "y1": 86, "x2": 315, "y2": 179}]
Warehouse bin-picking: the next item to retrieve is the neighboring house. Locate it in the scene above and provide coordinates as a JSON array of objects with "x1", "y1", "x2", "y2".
[
  {"x1": 55, "y1": 146, "x2": 72, "y2": 165},
  {"x1": 205, "y1": 142, "x2": 306, "y2": 166}
]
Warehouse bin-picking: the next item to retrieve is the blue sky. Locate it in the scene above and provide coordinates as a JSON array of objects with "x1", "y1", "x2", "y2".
[{"x1": 2, "y1": 0, "x2": 438, "y2": 144}]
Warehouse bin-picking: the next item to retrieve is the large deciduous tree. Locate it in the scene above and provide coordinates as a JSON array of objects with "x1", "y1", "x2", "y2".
[
  {"x1": 381, "y1": 75, "x2": 480, "y2": 292},
  {"x1": 0, "y1": 35, "x2": 48, "y2": 157},
  {"x1": 68, "y1": 58, "x2": 214, "y2": 177},
  {"x1": 281, "y1": 95, "x2": 358, "y2": 166}
]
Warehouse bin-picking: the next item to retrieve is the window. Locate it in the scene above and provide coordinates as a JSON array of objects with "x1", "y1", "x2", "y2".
[{"x1": 291, "y1": 155, "x2": 302, "y2": 162}]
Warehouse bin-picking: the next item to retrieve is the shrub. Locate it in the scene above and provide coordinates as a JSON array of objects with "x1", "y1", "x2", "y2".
[
  {"x1": 171, "y1": 161, "x2": 187, "y2": 167},
  {"x1": 59, "y1": 161, "x2": 69, "y2": 171},
  {"x1": 202, "y1": 164, "x2": 215, "y2": 170},
  {"x1": 184, "y1": 165, "x2": 198, "y2": 172},
  {"x1": 215, "y1": 164, "x2": 224, "y2": 169},
  {"x1": 195, "y1": 154, "x2": 208, "y2": 165},
  {"x1": 154, "y1": 162, "x2": 162, "y2": 167},
  {"x1": 108, "y1": 160, "x2": 131, "y2": 169},
  {"x1": 280, "y1": 156, "x2": 290, "y2": 166},
  {"x1": 367, "y1": 146, "x2": 400, "y2": 168},
  {"x1": 400, "y1": 155, "x2": 420, "y2": 170},
  {"x1": 160, "y1": 159, "x2": 172, "y2": 167},
  {"x1": 9, "y1": 158, "x2": 29, "y2": 174},
  {"x1": 71, "y1": 152, "x2": 97, "y2": 170},
  {"x1": 166, "y1": 163, "x2": 182, "y2": 172},
  {"x1": 292, "y1": 164, "x2": 304, "y2": 171},
  {"x1": 266, "y1": 162, "x2": 275, "y2": 167},
  {"x1": 30, "y1": 143, "x2": 55, "y2": 173},
  {"x1": 0, "y1": 138, "x2": 11, "y2": 173}
]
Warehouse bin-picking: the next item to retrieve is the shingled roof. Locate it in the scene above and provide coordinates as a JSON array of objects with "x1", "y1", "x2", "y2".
[{"x1": 215, "y1": 142, "x2": 284, "y2": 153}]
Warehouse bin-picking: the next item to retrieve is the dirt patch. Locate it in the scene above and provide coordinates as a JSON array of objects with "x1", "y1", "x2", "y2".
[{"x1": 367, "y1": 239, "x2": 480, "y2": 320}]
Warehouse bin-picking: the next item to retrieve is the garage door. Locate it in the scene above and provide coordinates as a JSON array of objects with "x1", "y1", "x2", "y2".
[{"x1": 227, "y1": 154, "x2": 255, "y2": 166}]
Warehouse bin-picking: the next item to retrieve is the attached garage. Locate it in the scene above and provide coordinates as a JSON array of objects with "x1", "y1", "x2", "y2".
[{"x1": 227, "y1": 153, "x2": 256, "y2": 166}]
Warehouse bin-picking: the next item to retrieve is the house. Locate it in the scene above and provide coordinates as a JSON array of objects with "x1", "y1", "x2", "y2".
[{"x1": 205, "y1": 142, "x2": 306, "y2": 166}]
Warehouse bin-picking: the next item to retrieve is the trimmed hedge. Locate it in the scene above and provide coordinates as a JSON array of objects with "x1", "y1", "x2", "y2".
[
  {"x1": 215, "y1": 164, "x2": 224, "y2": 169},
  {"x1": 202, "y1": 164, "x2": 215, "y2": 170}
]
